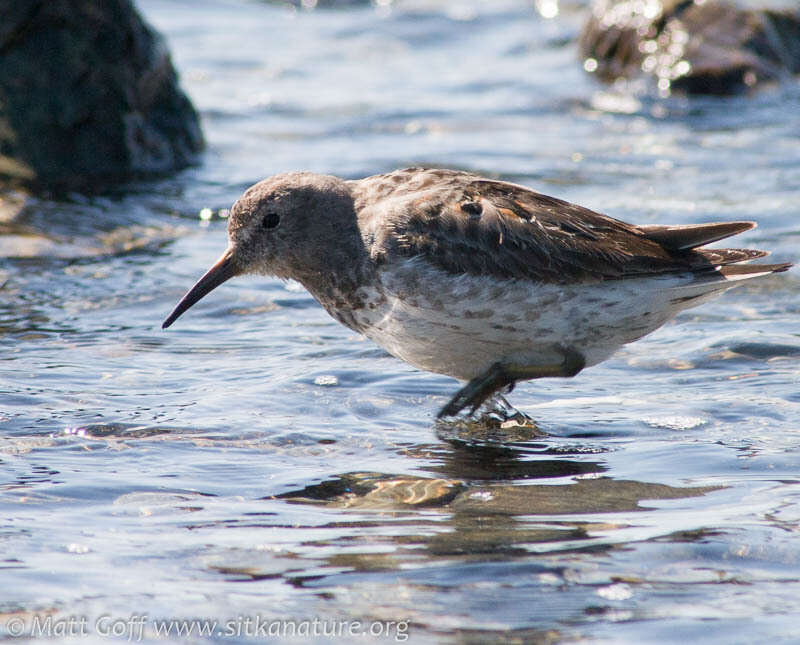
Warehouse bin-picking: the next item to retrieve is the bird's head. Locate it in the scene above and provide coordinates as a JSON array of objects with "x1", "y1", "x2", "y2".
[{"x1": 162, "y1": 172, "x2": 351, "y2": 329}]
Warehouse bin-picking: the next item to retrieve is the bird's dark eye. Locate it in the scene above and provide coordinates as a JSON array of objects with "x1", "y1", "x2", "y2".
[{"x1": 261, "y1": 211, "x2": 280, "y2": 229}]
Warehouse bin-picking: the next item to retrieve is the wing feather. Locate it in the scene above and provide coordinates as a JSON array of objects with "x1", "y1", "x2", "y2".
[
  {"x1": 639, "y1": 222, "x2": 756, "y2": 250},
  {"x1": 356, "y1": 169, "x2": 786, "y2": 283}
]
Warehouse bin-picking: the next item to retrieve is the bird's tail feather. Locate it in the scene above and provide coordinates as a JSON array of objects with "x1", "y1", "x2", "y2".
[
  {"x1": 640, "y1": 221, "x2": 756, "y2": 250},
  {"x1": 718, "y1": 262, "x2": 792, "y2": 278},
  {"x1": 660, "y1": 261, "x2": 790, "y2": 307}
]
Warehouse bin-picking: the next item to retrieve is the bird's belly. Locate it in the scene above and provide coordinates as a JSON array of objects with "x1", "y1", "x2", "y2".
[{"x1": 344, "y1": 262, "x2": 724, "y2": 381}]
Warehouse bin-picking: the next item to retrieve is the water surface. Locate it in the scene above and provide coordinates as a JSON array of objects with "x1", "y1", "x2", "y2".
[{"x1": 1, "y1": 1, "x2": 799, "y2": 643}]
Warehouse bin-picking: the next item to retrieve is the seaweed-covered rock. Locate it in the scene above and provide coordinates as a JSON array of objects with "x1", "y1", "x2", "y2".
[
  {"x1": 0, "y1": 0, "x2": 204, "y2": 192},
  {"x1": 580, "y1": 0, "x2": 800, "y2": 95}
]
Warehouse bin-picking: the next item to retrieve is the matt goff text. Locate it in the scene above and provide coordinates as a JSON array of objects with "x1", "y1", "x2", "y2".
[{"x1": 3, "y1": 614, "x2": 410, "y2": 641}]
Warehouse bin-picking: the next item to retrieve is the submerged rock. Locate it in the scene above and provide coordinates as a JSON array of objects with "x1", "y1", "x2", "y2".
[
  {"x1": 580, "y1": 0, "x2": 800, "y2": 95},
  {"x1": 0, "y1": 0, "x2": 203, "y2": 193}
]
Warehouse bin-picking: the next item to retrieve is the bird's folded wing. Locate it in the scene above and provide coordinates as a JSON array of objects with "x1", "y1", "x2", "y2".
[{"x1": 378, "y1": 174, "x2": 775, "y2": 283}]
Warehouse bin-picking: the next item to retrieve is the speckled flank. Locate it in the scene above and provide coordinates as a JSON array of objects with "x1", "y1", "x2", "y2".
[{"x1": 346, "y1": 257, "x2": 743, "y2": 381}]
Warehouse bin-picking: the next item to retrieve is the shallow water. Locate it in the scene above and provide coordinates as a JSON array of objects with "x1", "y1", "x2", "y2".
[{"x1": 2, "y1": 0, "x2": 800, "y2": 642}]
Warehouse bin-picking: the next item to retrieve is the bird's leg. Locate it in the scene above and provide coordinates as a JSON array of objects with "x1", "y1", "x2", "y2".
[
  {"x1": 437, "y1": 346, "x2": 585, "y2": 418},
  {"x1": 438, "y1": 363, "x2": 510, "y2": 419}
]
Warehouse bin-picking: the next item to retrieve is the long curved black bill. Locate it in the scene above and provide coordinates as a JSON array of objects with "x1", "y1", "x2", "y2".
[{"x1": 162, "y1": 250, "x2": 238, "y2": 329}]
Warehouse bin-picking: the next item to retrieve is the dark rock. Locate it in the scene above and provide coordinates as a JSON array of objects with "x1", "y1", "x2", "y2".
[
  {"x1": 0, "y1": 0, "x2": 204, "y2": 193},
  {"x1": 580, "y1": 0, "x2": 800, "y2": 95}
]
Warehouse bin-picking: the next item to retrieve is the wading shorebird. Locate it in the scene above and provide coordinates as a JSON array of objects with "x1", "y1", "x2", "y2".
[{"x1": 163, "y1": 168, "x2": 790, "y2": 419}]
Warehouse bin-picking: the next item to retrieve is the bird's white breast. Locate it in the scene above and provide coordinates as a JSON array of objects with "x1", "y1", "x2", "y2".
[{"x1": 339, "y1": 257, "x2": 738, "y2": 381}]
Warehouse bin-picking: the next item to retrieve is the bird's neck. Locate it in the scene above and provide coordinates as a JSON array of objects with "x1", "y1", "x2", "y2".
[
  {"x1": 292, "y1": 257, "x2": 375, "y2": 332},
  {"x1": 282, "y1": 181, "x2": 378, "y2": 327},
  {"x1": 290, "y1": 243, "x2": 375, "y2": 306}
]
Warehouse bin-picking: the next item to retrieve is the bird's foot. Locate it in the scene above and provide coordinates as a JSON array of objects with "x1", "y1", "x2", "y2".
[
  {"x1": 435, "y1": 391, "x2": 543, "y2": 442},
  {"x1": 481, "y1": 392, "x2": 535, "y2": 428}
]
